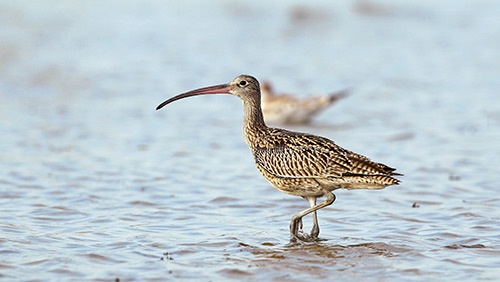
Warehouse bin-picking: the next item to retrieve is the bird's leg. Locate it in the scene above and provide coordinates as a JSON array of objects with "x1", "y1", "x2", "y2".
[
  {"x1": 290, "y1": 215, "x2": 303, "y2": 240},
  {"x1": 290, "y1": 191, "x2": 336, "y2": 241},
  {"x1": 306, "y1": 196, "x2": 320, "y2": 239},
  {"x1": 290, "y1": 198, "x2": 307, "y2": 240}
]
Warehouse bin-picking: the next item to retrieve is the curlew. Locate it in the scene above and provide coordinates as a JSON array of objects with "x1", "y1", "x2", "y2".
[
  {"x1": 260, "y1": 81, "x2": 349, "y2": 125},
  {"x1": 156, "y1": 75, "x2": 401, "y2": 241}
]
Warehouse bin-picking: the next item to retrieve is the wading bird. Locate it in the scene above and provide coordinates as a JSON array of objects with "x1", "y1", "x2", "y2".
[
  {"x1": 260, "y1": 81, "x2": 349, "y2": 124},
  {"x1": 156, "y1": 75, "x2": 401, "y2": 241}
]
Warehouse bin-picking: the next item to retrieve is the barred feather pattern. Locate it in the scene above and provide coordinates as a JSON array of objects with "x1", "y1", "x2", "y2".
[{"x1": 245, "y1": 126, "x2": 400, "y2": 197}]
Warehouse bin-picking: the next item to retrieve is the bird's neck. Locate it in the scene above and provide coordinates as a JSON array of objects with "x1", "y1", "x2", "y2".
[{"x1": 241, "y1": 97, "x2": 268, "y2": 150}]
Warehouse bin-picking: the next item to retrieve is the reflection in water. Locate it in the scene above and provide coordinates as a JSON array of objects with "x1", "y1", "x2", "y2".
[
  {"x1": 245, "y1": 240, "x2": 407, "y2": 261},
  {"x1": 203, "y1": 239, "x2": 416, "y2": 280}
]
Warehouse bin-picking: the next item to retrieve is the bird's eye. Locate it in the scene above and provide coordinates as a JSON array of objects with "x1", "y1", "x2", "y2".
[{"x1": 238, "y1": 80, "x2": 247, "y2": 87}]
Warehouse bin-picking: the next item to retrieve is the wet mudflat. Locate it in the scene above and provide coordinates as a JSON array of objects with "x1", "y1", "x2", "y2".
[{"x1": 0, "y1": 0, "x2": 499, "y2": 281}]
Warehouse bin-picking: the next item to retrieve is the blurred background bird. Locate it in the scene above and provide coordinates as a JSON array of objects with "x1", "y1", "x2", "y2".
[{"x1": 260, "y1": 81, "x2": 349, "y2": 125}]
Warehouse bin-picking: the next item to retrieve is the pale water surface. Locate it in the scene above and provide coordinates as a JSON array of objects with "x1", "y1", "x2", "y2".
[{"x1": 1, "y1": 0, "x2": 499, "y2": 281}]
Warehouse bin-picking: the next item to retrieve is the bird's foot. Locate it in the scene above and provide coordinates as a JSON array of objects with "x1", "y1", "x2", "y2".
[
  {"x1": 290, "y1": 223, "x2": 320, "y2": 242},
  {"x1": 290, "y1": 217, "x2": 320, "y2": 242},
  {"x1": 310, "y1": 225, "x2": 320, "y2": 239},
  {"x1": 290, "y1": 230, "x2": 323, "y2": 243},
  {"x1": 291, "y1": 230, "x2": 311, "y2": 242}
]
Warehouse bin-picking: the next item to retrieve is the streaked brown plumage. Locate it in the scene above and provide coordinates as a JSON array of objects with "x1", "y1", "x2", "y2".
[
  {"x1": 156, "y1": 74, "x2": 401, "y2": 241},
  {"x1": 260, "y1": 81, "x2": 348, "y2": 124}
]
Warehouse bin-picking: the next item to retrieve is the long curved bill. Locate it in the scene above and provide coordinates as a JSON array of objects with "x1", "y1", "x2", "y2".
[{"x1": 156, "y1": 83, "x2": 231, "y2": 110}]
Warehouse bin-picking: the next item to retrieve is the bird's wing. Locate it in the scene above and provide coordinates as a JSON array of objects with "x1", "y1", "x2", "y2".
[
  {"x1": 346, "y1": 151, "x2": 401, "y2": 176},
  {"x1": 253, "y1": 133, "x2": 353, "y2": 179}
]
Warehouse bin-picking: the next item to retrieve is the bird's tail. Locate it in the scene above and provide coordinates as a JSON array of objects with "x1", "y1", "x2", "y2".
[{"x1": 326, "y1": 89, "x2": 349, "y2": 104}]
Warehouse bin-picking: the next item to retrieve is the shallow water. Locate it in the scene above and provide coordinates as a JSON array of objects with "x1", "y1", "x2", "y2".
[{"x1": 1, "y1": 0, "x2": 499, "y2": 281}]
